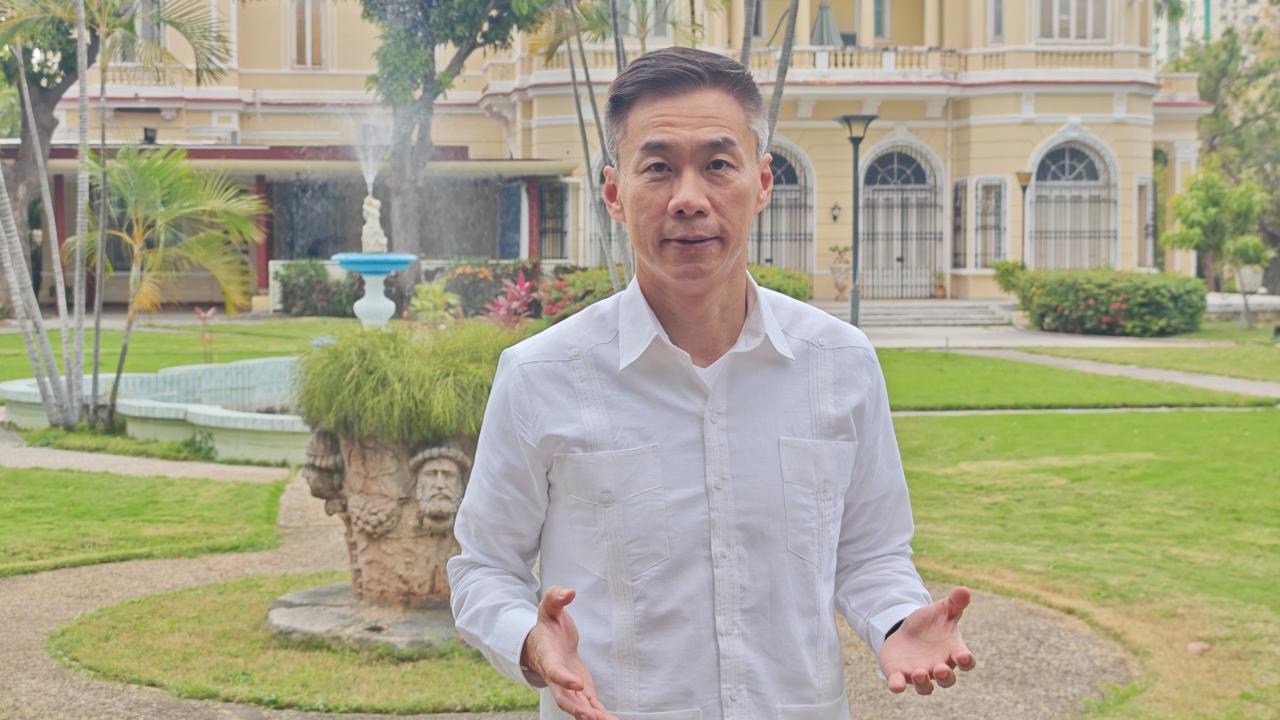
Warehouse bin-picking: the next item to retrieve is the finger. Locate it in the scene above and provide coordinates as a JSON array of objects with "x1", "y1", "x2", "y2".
[
  {"x1": 932, "y1": 662, "x2": 955, "y2": 689},
  {"x1": 551, "y1": 685, "x2": 595, "y2": 719},
  {"x1": 946, "y1": 586, "x2": 971, "y2": 619},
  {"x1": 887, "y1": 671, "x2": 908, "y2": 694},
  {"x1": 953, "y1": 642, "x2": 978, "y2": 671},
  {"x1": 540, "y1": 586, "x2": 577, "y2": 619},
  {"x1": 912, "y1": 668, "x2": 934, "y2": 695}
]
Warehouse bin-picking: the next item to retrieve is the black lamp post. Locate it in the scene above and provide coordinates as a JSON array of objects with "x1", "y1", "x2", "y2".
[
  {"x1": 836, "y1": 114, "x2": 877, "y2": 326},
  {"x1": 1016, "y1": 171, "x2": 1032, "y2": 266}
]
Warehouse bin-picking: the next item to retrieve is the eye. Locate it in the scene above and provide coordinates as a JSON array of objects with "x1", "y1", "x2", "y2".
[
  {"x1": 646, "y1": 162, "x2": 670, "y2": 174},
  {"x1": 708, "y1": 159, "x2": 731, "y2": 171}
]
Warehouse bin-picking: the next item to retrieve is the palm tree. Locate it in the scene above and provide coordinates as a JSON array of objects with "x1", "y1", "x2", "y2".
[
  {"x1": 765, "y1": 0, "x2": 799, "y2": 148},
  {"x1": 72, "y1": 145, "x2": 265, "y2": 426},
  {"x1": 84, "y1": 0, "x2": 229, "y2": 425}
]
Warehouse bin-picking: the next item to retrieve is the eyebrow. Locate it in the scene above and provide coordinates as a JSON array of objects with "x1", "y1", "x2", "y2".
[{"x1": 637, "y1": 136, "x2": 741, "y2": 155}]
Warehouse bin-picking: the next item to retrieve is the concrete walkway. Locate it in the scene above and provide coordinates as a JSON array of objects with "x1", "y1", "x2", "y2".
[
  {"x1": 954, "y1": 349, "x2": 1280, "y2": 400},
  {"x1": 0, "y1": 440, "x2": 1136, "y2": 719},
  {"x1": 862, "y1": 324, "x2": 1229, "y2": 349}
]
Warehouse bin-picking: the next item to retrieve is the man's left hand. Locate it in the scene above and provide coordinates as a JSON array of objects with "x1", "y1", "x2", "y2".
[{"x1": 879, "y1": 586, "x2": 977, "y2": 695}]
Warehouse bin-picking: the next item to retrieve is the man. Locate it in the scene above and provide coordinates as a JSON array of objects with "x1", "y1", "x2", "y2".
[{"x1": 448, "y1": 46, "x2": 976, "y2": 719}]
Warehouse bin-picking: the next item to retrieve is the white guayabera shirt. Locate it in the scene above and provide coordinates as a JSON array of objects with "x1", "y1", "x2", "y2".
[{"x1": 448, "y1": 272, "x2": 931, "y2": 720}]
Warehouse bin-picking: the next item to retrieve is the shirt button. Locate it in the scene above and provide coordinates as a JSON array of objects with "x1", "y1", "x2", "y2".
[
  {"x1": 719, "y1": 548, "x2": 729, "y2": 560},
  {"x1": 818, "y1": 337, "x2": 828, "y2": 347},
  {"x1": 709, "y1": 413, "x2": 719, "y2": 424},
  {"x1": 569, "y1": 347, "x2": 580, "y2": 358}
]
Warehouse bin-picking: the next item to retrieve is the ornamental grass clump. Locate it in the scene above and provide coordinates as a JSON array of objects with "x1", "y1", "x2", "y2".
[{"x1": 295, "y1": 321, "x2": 532, "y2": 445}]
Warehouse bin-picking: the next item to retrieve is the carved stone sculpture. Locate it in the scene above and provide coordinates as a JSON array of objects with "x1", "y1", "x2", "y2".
[
  {"x1": 359, "y1": 194, "x2": 388, "y2": 253},
  {"x1": 298, "y1": 430, "x2": 472, "y2": 609}
]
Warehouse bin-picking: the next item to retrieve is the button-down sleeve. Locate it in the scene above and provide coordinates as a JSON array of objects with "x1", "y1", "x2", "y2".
[
  {"x1": 833, "y1": 346, "x2": 932, "y2": 664},
  {"x1": 447, "y1": 350, "x2": 549, "y2": 689}
]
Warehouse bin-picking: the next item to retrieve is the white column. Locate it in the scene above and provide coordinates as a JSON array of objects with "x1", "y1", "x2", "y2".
[
  {"x1": 859, "y1": 0, "x2": 876, "y2": 46},
  {"x1": 924, "y1": 0, "x2": 940, "y2": 46}
]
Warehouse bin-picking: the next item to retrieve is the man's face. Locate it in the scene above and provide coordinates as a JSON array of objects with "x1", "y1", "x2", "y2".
[{"x1": 603, "y1": 88, "x2": 774, "y2": 294}]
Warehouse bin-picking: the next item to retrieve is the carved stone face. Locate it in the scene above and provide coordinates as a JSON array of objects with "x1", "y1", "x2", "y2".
[{"x1": 415, "y1": 457, "x2": 463, "y2": 532}]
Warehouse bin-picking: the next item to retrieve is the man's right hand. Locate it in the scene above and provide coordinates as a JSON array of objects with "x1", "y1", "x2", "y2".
[{"x1": 522, "y1": 586, "x2": 616, "y2": 720}]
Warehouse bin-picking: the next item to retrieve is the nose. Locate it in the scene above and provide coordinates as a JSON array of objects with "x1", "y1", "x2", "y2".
[{"x1": 668, "y1": 168, "x2": 711, "y2": 217}]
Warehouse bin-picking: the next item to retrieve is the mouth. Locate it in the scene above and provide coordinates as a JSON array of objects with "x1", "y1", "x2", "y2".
[{"x1": 667, "y1": 236, "x2": 719, "y2": 249}]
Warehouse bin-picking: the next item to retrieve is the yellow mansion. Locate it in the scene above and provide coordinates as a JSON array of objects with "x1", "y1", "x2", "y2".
[{"x1": 39, "y1": 0, "x2": 1209, "y2": 302}]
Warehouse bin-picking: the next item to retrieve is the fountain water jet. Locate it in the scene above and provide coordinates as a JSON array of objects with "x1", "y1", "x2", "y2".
[{"x1": 332, "y1": 115, "x2": 413, "y2": 327}]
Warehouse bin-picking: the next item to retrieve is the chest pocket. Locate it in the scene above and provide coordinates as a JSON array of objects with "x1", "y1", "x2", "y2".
[
  {"x1": 779, "y1": 437, "x2": 858, "y2": 566},
  {"x1": 555, "y1": 444, "x2": 671, "y2": 581}
]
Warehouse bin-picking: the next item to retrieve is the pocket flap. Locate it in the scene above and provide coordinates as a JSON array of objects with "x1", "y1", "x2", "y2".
[
  {"x1": 776, "y1": 689, "x2": 851, "y2": 720},
  {"x1": 779, "y1": 437, "x2": 858, "y2": 493},
  {"x1": 554, "y1": 444, "x2": 662, "y2": 505}
]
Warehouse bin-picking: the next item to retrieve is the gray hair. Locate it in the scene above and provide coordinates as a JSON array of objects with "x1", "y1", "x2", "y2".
[{"x1": 604, "y1": 46, "x2": 768, "y2": 168}]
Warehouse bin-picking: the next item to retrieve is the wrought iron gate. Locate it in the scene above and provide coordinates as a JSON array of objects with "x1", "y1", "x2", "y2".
[
  {"x1": 861, "y1": 146, "x2": 942, "y2": 299},
  {"x1": 1028, "y1": 143, "x2": 1117, "y2": 269},
  {"x1": 750, "y1": 147, "x2": 813, "y2": 274}
]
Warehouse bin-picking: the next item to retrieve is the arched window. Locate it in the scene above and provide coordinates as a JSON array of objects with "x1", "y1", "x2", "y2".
[
  {"x1": 1028, "y1": 141, "x2": 1116, "y2": 269},
  {"x1": 866, "y1": 151, "x2": 929, "y2": 187},
  {"x1": 750, "y1": 146, "x2": 812, "y2": 274},
  {"x1": 860, "y1": 145, "x2": 943, "y2": 298}
]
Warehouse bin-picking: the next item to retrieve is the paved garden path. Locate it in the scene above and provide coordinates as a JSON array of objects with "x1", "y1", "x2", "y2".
[
  {"x1": 0, "y1": 438, "x2": 1139, "y2": 720},
  {"x1": 953, "y1": 348, "x2": 1280, "y2": 399}
]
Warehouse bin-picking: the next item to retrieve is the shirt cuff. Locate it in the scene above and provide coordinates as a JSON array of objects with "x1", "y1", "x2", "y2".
[
  {"x1": 867, "y1": 602, "x2": 924, "y2": 659},
  {"x1": 488, "y1": 605, "x2": 546, "y2": 689}
]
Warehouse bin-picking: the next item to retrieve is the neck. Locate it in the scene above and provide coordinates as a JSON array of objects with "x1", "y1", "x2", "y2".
[{"x1": 638, "y1": 268, "x2": 749, "y2": 368}]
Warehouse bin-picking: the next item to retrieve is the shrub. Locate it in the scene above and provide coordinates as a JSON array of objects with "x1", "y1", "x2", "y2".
[
  {"x1": 542, "y1": 266, "x2": 619, "y2": 324},
  {"x1": 486, "y1": 271, "x2": 539, "y2": 327},
  {"x1": 749, "y1": 264, "x2": 810, "y2": 300},
  {"x1": 444, "y1": 259, "x2": 541, "y2": 317},
  {"x1": 274, "y1": 260, "x2": 362, "y2": 318},
  {"x1": 409, "y1": 280, "x2": 461, "y2": 327},
  {"x1": 1001, "y1": 265, "x2": 1206, "y2": 337},
  {"x1": 295, "y1": 320, "x2": 536, "y2": 445}
]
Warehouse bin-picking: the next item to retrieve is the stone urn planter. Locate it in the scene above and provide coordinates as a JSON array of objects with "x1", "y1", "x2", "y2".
[
  {"x1": 828, "y1": 244, "x2": 854, "y2": 301},
  {"x1": 271, "y1": 321, "x2": 534, "y2": 653},
  {"x1": 830, "y1": 263, "x2": 852, "y2": 301}
]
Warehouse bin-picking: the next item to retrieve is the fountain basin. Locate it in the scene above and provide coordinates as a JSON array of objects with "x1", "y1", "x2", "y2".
[
  {"x1": 332, "y1": 252, "x2": 416, "y2": 275},
  {"x1": 0, "y1": 357, "x2": 309, "y2": 465}
]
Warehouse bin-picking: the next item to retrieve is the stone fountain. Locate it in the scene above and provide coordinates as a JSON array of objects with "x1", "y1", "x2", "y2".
[
  {"x1": 332, "y1": 118, "x2": 415, "y2": 328},
  {"x1": 266, "y1": 117, "x2": 464, "y2": 653}
]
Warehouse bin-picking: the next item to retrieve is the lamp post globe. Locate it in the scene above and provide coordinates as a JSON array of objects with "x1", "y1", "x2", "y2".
[{"x1": 835, "y1": 114, "x2": 877, "y2": 326}]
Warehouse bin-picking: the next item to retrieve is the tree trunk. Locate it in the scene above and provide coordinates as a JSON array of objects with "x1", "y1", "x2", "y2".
[
  {"x1": 72, "y1": 0, "x2": 92, "y2": 425},
  {"x1": 765, "y1": 0, "x2": 800, "y2": 149},
  {"x1": 106, "y1": 260, "x2": 141, "y2": 428},
  {"x1": 563, "y1": 4, "x2": 620, "y2": 293},
  {"x1": 0, "y1": 38, "x2": 98, "y2": 316},
  {"x1": 0, "y1": 149, "x2": 68, "y2": 425},
  {"x1": 92, "y1": 71, "x2": 108, "y2": 426},
  {"x1": 739, "y1": 0, "x2": 760, "y2": 64},
  {"x1": 14, "y1": 47, "x2": 73, "y2": 405},
  {"x1": 609, "y1": 0, "x2": 626, "y2": 72},
  {"x1": 1237, "y1": 269, "x2": 1252, "y2": 328},
  {"x1": 1202, "y1": 250, "x2": 1219, "y2": 292}
]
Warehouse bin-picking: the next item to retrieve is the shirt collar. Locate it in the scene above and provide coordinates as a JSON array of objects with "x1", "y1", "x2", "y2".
[{"x1": 617, "y1": 271, "x2": 795, "y2": 372}]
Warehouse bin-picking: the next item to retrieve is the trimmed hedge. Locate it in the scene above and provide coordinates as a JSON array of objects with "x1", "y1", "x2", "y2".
[
  {"x1": 749, "y1": 264, "x2": 810, "y2": 301},
  {"x1": 994, "y1": 262, "x2": 1206, "y2": 337},
  {"x1": 541, "y1": 264, "x2": 812, "y2": 325},
  {"x1": 274, "y1": 260, "x2": 361, "y2": 318}
]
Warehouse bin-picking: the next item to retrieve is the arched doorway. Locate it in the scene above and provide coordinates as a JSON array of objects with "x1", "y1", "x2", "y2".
[
  {"x1": 1028, "y1": 142, "x2": 1117, "y2": 269},
  {"x1": 750, "y1": 146, "x2": 813, "y2": 274},
  {"x1": 861, "y1": 145, "x2": 943, "y2": 299}
]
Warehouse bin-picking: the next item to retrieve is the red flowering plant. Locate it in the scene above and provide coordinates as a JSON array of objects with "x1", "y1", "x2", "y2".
[{"x1": 486, "y1": 271, "x2": 539, "y2": 328}]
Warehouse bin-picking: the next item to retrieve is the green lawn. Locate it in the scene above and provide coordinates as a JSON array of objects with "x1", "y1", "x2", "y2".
[
  {"x1": 1025, "y1": 320, "x2": 1280, "y2": 384},
  {"x1": 47, "y1": 573, "x2": 538, "y2": 714},
  {"x1": 0, "y1": 318, "x2": 356, "y2": 385},
  {"x1": 898, "y1": 410, "x2": 1280, "y2": 719},
  {"x1": 0, "y1": 467, "x2": 285, "y2": 576},
  {"x1": 877, "y1": 349, "x2": 1268, "y2": 410}
]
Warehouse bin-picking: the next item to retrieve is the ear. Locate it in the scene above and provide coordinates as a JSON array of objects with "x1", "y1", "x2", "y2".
[
  {"x1": 602, "y1": 164, "x2": 626, "y2": 223},
  {"x1": 754, "y1": 152, "x2": 775, "y2": 214}
]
